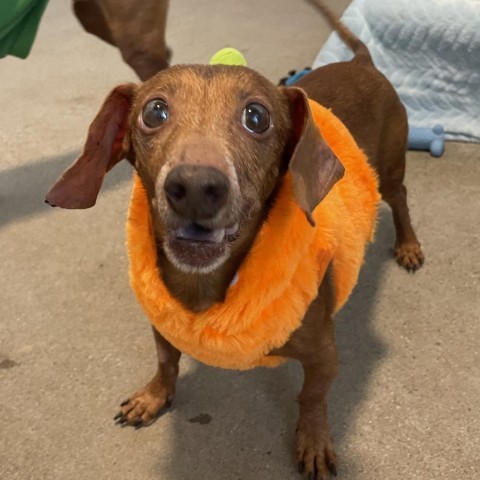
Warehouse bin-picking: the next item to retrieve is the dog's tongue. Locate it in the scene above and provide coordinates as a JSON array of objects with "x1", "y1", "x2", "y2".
[{"x1": 176, "y1": 224, "x2": 225, "y2": 243}]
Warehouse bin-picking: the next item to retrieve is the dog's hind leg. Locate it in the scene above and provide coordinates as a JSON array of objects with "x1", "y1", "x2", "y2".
[
  {"x1": 376, "y1": 118, "x2": 424, "y2": 272},
  {"x1": 381, "y1": 179, "x2": 424, "y2": 271},
  {"x1": 114, "y1": 327, "x2": 180, "y2": 428}
]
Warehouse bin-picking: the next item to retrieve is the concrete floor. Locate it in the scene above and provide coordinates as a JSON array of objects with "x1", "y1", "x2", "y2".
[{"x1": 1, "y1": 0, "x2": 479, "y2": 479}]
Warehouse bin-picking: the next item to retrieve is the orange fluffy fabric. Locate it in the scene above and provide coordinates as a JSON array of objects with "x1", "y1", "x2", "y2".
[{"x1": 127, "y1": 100, "x2": 380, "y2": 370}]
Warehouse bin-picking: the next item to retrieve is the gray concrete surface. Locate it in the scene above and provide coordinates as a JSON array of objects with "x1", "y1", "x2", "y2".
[{"x1": 1, "y1": 0, "x2": 479, "y2": 479}]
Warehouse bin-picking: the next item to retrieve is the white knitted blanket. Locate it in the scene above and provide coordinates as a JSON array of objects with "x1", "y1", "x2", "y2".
[{"x1": 313, "y1": 0, "x2": 480, "y2": 142}]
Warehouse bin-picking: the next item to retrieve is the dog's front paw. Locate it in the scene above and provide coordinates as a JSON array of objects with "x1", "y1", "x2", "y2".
[
  {"x1": 395, "y1": 241, "x2": 425, "y2": 272},
  {"x1": 113, "y1": 377, "x2": 173, "y2": 429},
  {"x1": 296, "y1": 420, "x2": 337, "y2": 479}
]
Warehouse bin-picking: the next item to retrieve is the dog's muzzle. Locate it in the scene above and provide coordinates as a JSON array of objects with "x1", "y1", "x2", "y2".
[{"x1": 162, "y1": 164, "x2": 239, "y2": 272}]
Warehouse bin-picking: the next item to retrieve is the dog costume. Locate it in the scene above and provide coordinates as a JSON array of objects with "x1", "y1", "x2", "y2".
[{"x1": 127, "y1": 100, "x2": 379, "y2": 370}]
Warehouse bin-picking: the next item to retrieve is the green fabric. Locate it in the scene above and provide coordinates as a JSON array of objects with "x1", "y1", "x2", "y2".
[{"x1": 0, "y1": 0, "x2": 49, "y2": 59}]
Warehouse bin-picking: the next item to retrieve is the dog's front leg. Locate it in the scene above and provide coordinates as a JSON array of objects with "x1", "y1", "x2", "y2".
[
  {"x1": 273, "y1": 274, "x2": 339, "y2": 479},
  {"x1": 114, "y1": 327, "x2": 180, "y2": 428},
  {"x1": 296, "y1": 352, "x2": 338, "y2": 479}
]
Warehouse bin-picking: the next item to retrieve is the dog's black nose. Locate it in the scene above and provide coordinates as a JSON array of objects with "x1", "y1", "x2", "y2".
[{"x1": 164, "y1": 165, "x2": 230, "y2": 220}]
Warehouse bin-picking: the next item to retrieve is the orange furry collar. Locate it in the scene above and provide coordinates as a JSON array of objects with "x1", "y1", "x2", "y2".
[{"x1": 127, "y1": 101, "x2": 379, "y2": 370}]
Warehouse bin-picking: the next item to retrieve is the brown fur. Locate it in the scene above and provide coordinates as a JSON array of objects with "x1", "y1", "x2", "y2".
[
  {"x1": 46, "y1": 6, "x2": 422, "y2": 477},
  {"x1": 73, "y1": 0, "x2": 170, "y2": 80}
]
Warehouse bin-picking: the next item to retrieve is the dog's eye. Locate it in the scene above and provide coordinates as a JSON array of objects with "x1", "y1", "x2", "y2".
[
  {"x1": 142, "y1": 99, "x2": 169, "y2": 128},
  {"x1": 242, "y1": 103, "x2": 271, "y2": 134}
]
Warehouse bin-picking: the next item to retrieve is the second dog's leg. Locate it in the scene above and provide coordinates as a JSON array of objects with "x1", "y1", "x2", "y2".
[
  {"x1": 74, "y1": 0, "x2": 171, "y2": 81},
  {"x1": 114, "y1": 327, "x2": 181, "y2": 428},
  {"x1": 106, "y1": 0, "x2": 171, "y2": 80}
]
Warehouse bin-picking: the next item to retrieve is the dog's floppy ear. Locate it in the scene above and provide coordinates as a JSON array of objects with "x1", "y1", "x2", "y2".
[
  {"x1": 45, "y1": 84, "x2": 135, "y2": 209},
  {"x1": 283, "y1": 87, "x2": 345, "y2": 225}
]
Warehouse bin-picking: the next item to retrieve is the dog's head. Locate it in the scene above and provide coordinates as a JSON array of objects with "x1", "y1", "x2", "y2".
[{"x1": 46, "y1": 65, "x2": 344, "y2": 274}]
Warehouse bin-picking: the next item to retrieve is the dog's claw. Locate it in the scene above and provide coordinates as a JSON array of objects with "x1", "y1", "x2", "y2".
[
  {"x1": 328, "y1": 463, "x2": 337, "y2": 477},
  {"x1": 298, "y1": 461, "x2": 305, "y2": 474},
  {"x1": 114, "y1": 414, "x2": 126, "y2": 425},
  {"x1": 120, "y1": 399, "x2": 130, "y2": 407},
  {"x1": 133, "y1": 418, "x2": 143, "y2": 429}
]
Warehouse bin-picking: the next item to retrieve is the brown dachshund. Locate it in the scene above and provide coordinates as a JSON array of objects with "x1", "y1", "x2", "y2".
[
  {"x1": 46, "y1": 68, "x2": 345, "y2": 479},
  {"x1": 46, "y1": 5, "x2": 423, "y2": 479}
]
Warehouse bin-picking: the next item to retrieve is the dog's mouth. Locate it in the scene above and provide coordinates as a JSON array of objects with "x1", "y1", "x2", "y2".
[
  {"x1": 175, "y1": 223, "x2": 239, "y2": 243},
  {"x1": 165, "y1": 222, "x2": 239, "y2": 271}
]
